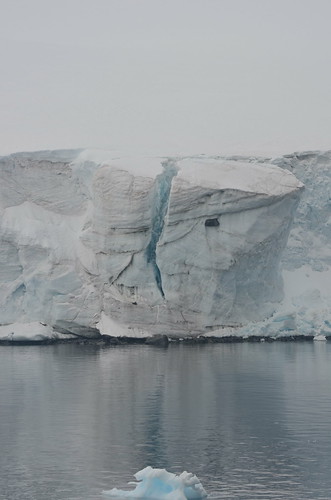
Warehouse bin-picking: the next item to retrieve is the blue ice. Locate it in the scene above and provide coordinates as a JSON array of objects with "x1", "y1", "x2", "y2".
[{"x1": 102, "y1": 466, "x2": 208, "y2": 499}]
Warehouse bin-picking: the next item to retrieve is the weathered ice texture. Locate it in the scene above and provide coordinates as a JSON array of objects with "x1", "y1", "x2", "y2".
[{"x1": 0, "y1": 150, "x2": 303, "y2": 339}]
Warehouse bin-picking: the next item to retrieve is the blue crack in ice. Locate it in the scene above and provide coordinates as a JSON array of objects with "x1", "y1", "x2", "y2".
[{"x1": 145, "y1": 162, "x2": 178, "y2": 298}]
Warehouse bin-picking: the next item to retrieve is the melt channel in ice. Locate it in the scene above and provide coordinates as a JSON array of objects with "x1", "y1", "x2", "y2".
[{"x1": 102, "y1": 466, "x2": 208, "y2": 500}]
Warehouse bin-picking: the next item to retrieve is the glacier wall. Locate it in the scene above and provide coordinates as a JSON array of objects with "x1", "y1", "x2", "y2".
[
  {"x1": 206, "y1": 150, "x2": 331, "y2": 340},
  {"x1": 0, "y1": 150, "x2": 304, "y2": 339},
  {"x1": 270, "y1": 151, "x2": 331, "y2": 338}
]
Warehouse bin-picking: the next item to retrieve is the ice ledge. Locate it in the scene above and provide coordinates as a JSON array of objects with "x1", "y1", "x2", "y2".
[
  {"x1": 0, "y1": 322, "x2": 77, "y2": 342},
  {"x1": 176, "y1": 157, "x2": 304, "y2": 196}
]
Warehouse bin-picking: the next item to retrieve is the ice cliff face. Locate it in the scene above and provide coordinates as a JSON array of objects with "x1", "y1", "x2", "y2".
[
  {"x1": 270, "y1": 151, "x2": 331, "y2": 338},
  {"x1": 0, "y1": 150, "x2": 304, "y2": 339},
  {"x1": 208, "y1": 150, "x2": 331, "y2": 339}
]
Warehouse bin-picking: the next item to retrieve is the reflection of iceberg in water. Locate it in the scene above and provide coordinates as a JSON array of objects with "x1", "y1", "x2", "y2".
[{"x1": 102, "y1": 466, "x2": 208, "y2": 499}]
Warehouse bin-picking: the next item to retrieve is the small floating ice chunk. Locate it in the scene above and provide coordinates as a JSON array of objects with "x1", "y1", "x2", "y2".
[
  {"x1": 103, "y1": 466, "x2": 208, "y2": 499},
  {"x1": 314, "y1": 334, "x2": 327, "y2": 341}
]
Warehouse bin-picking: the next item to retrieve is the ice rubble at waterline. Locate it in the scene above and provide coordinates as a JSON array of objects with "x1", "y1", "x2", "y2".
[
  {"x1": 0, "y1": 148, "x2": 330, "y2": 341},
  {"x1": 102, "y1": 466, "x2": 208, "y2": 500}
]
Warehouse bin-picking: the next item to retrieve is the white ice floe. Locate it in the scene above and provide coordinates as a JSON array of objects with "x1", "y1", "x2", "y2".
[{"x1": 102, "y1": 466, "x2": 208, "y2": 500}]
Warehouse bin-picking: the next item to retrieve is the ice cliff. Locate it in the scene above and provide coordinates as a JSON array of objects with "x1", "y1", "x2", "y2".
[{"x1": 0, "y1": 148, "x2": 315, "y2": 340}]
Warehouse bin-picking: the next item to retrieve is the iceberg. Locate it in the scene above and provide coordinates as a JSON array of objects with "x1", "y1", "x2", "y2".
[
  {"x1": 313, "y1": 334, "x2": 327, "y2": 342},
  {"x1": 0, "y1": 148, "x2": 314, "y2": 340},
  {"x1": 102, "y1": 466, "x2": 208, "y2": 499}
]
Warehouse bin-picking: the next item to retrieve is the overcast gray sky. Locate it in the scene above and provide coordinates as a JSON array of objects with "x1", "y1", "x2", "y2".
[{"x1": 1, "y1": 0, "x2": 330, "y2": 156}]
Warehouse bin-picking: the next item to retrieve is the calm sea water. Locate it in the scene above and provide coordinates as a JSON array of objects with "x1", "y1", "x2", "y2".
[{"x1": 1, "y1": 341, "x2": 331, "y2": 500}]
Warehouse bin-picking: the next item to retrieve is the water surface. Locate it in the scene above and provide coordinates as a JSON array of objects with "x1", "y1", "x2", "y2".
[{"x1": 1, "y1": 341, "x2": 331, "y2": 499}]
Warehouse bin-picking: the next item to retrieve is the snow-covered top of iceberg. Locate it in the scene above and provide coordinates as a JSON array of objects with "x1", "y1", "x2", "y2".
[
  {"x1": 5, "y1": 149, "x2": 303, "y2": 196},
  {"x1": 103, "y1": 466, "x2": 208, "y2": 499},
  {"x1": 6, "y1": 148, "x2": 83, "y2": 163},
  {"x1": 6, "y1": 148, "x2": 165, "y2": 179},
  {"x1": 177, "y1": 158, "x2": 303, "y2": 196},
  {"x1": 72, "y1": 149, "x2": 165, "y2": 178}
]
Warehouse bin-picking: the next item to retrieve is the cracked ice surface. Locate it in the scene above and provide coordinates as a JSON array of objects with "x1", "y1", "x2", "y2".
[{"x1": 0, "y1": 149, "x2": 306, "y2": 340}]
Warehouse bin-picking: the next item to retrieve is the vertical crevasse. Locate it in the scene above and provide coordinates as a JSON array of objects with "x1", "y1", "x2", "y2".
[{"x1": 146, "y1": 161, "x2": 178, "y2": 297}]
